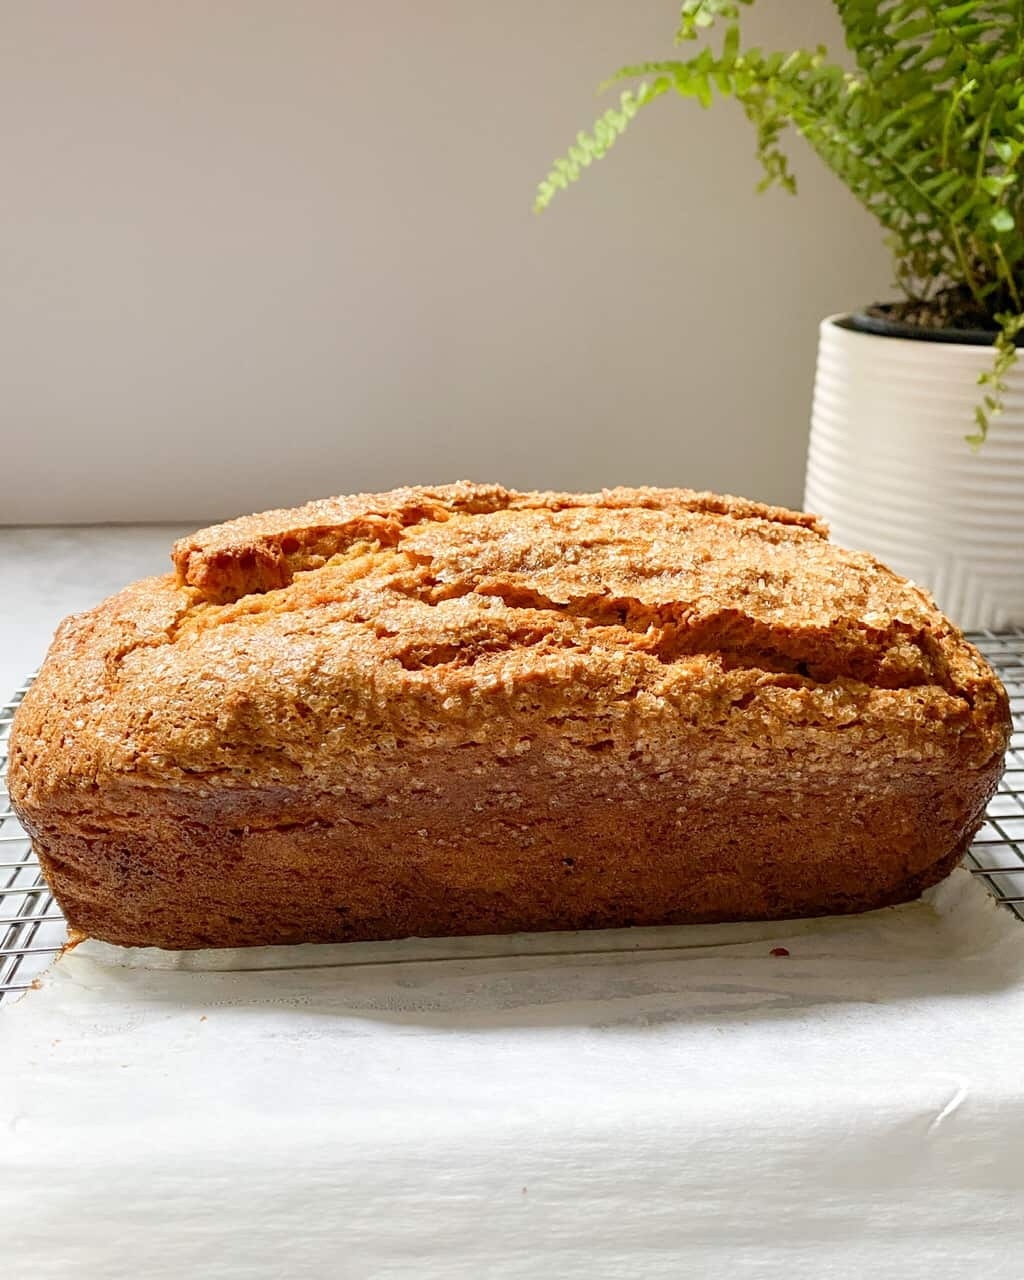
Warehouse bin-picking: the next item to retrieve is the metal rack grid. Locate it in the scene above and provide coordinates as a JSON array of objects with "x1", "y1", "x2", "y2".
[
  {"x1": 0, "y1": 679, "x2": 66, "y2": 1001},
  {"x1": 960, "y1": 630, "x2": 1024, "y2": 917},
  {"x1": 1, "y1": 628, "x2": 1023, "y2": 1004}
]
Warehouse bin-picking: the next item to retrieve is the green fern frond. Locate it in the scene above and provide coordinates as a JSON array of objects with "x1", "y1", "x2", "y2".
[
  {"x1": 675, "y1": 0, "x2": 753, "y2": 43},
  {"x1": 970, "y1": 310, "x2": 1024, "y2": 445},
  {"x1": 535, "y1": 0, "x2": 1024, "y2": 435},
  {"x1": 533, "y1": 80, "x2": 671, "y2": 212}
]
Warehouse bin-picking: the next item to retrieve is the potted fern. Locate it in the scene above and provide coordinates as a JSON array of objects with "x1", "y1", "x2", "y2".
[{"x1": 536, "y1": 0, "x2": 1024, "y2": 630}]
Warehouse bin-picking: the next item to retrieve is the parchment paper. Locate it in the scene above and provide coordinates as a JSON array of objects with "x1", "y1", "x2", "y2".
[{"x1": 4, "y1": 869, "x2": 1024, "y2": 1279}]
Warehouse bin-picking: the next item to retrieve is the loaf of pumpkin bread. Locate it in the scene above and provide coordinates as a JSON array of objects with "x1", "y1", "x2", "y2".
[{"x1": 7, "y1": 482, "x2": 1010, "y2": 949}]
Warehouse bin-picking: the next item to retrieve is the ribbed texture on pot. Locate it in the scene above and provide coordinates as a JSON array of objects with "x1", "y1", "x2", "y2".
[{"x1": 805, "y1": 317, "x2": 1024, "y2": 631}]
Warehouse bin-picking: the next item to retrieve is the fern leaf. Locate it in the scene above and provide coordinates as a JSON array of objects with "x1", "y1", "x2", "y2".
[
  {"x1": 534, "y1": 81, "x2": 671, "y2": 211},
  {"x1": 970, "y1": 311, "x2": 1024, "y2": 445},
  {"x1": 675, "y1": 0, "x2": 753, "y2": 43}
]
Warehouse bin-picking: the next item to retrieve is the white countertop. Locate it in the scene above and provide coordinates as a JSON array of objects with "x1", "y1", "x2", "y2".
[{"x1": 0, "y1": 525, "x2": 189, "y2": 700}]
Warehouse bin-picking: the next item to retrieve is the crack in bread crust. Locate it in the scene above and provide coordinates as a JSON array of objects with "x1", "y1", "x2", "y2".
[
  {"x1": 167, "y1": 484, "x2": 975, "y2": 699},
  {"x1": 171, "y1": 482, "x2": 828, "y2": 605}
]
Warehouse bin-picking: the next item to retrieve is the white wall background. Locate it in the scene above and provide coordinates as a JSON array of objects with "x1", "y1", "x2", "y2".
[{"x1": 1, "y1": 0, "x2": 892, "y2": 524}]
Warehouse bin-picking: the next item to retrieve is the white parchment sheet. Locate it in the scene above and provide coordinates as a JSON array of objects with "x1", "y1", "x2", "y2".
[{"x1": 4, "y1": 870, "x2": 1024, "y2": 1279}]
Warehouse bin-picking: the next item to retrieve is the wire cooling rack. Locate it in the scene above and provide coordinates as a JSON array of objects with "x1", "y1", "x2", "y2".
[
  {"x1": 0, "y1": 678, "x2": 66, "y2": 1001},
  {"x1": 961, "y1": 630, "x2": 1024, "y2": 918},
  {"x1": 2, "y1": 630, "x2": 1023, "y2": 1004}
]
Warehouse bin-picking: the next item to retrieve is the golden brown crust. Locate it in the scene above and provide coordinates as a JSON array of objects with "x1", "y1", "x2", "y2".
[
  {"x1": 170, "y1": 482, "x2": 828, "y2": 604},
  {"x1": 7, "y1": 482, "x2": 1011, "y2": 949}
]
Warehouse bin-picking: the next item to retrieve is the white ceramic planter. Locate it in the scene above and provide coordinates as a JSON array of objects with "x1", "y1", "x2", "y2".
[{"x1": 804, "y1": 316, "x2": 1024, "y2": 631}]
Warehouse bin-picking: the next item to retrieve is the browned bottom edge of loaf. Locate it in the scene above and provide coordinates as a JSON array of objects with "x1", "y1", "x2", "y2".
[
  {"x1": 25, "y1": 777, "x2": 991, "y2": 951},
  {"x1": 38, "y1": 833, "x2": 970, "y2": 952}
]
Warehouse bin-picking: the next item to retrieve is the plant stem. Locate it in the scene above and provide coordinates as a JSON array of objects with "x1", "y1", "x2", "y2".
[
  {"x1": 942, "y1": 77, "x2": 975, "y2": 169},
  {"x1": 995, "y1": 240, "x2": 1023, "y2": 311},
  {"x1": 950, "y1": 224, "x2": 987, "y2": 309},
  {"x1": 975, "y1": 107, "x2": 993, "y2": 184}
]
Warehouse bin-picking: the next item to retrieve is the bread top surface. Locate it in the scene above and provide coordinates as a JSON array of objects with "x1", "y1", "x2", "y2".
[{"x1": 9, "y1": 483, "x2": 1010, "y2": 802}]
